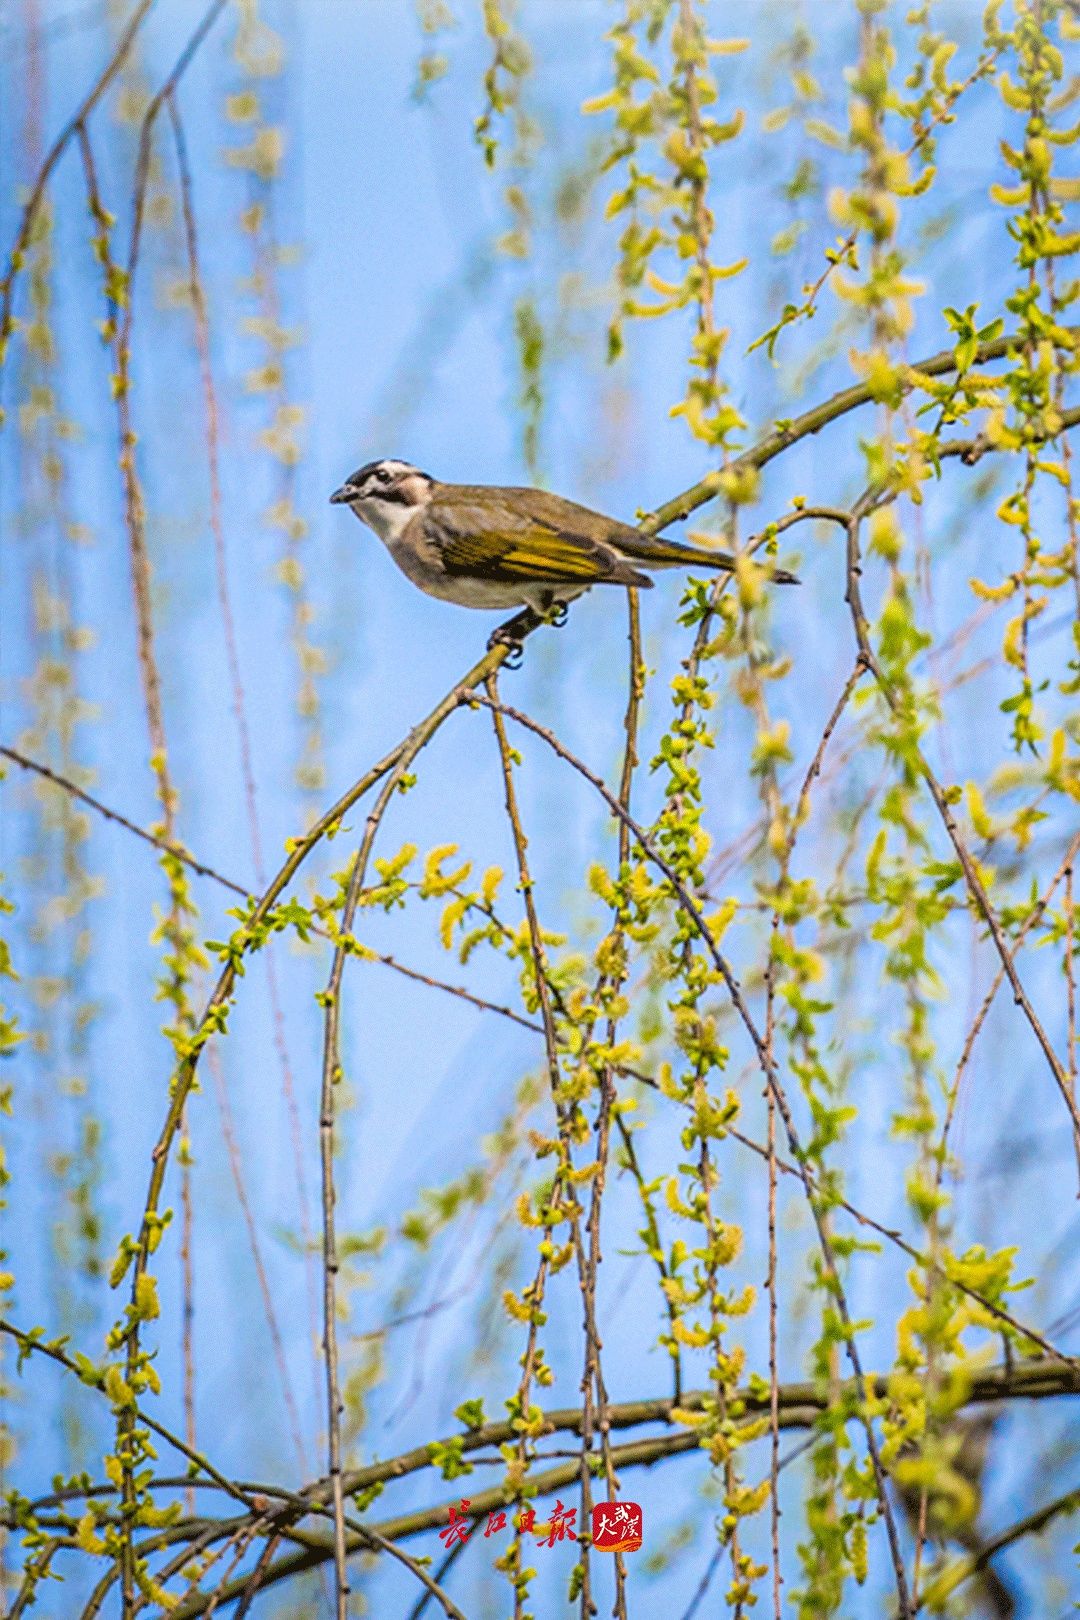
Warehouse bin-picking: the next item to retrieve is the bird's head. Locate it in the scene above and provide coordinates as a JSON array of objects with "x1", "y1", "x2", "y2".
[{"x1": 329, "y1": 459, "x2": 433, "y2": 536}]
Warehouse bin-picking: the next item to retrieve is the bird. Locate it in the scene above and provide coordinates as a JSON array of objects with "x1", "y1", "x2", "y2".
[{"x1": 329, "y1": 459, "x2": 797, "y2": 641}]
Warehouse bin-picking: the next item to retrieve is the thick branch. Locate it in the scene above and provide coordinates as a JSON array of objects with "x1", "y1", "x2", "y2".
[{"x1": 166, "y1": 1359, "x2": 1078, "y2": 1615}]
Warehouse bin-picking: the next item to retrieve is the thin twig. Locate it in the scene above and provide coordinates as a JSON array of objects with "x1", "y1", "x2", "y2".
[
  {"x1": 642, "y1": 327, "x2": 1078, "y2": 536},
  {"x1": 316, "y1": 668, "x2": 506, "y2": 1616},
  {"x1": 1067, "y1": 864, "x2": 1080, "y2": 1184},
  {"x1": 585, "y1": 587, "x2": 642, "y2": 1620},
  {"x1": 935, "y1": 831, "x2": 1080, "y2": 1200},
  {"x1": 0, "y1": 0, "x2": 158, "y2": 344},
  {"x1": 406, "y1": 1537, "x2": 467, "y2": 1620},
  {"x1": 167, "y1": 81, "x2": 320, "y2": 1468},
  {"x1": 915, "y1": 1480, "x2": 1080, "y2": 1611},
  {"x1": 844, "y1": 505, "x2": 1080, "y2": 1175},
  {"x1": 719, "y1": 1119, "x2": 1075, "y2": 1366},
  {"x1": 206, "y1": 1046, "x2": 310, "y2": 1473},
  {"x1": 486, "y1": 669, "x2": 586, "y2": 1619},
  {"x1": 2, "y1": 745, "x2": 548, "y2": 1047},
  {"x1": 0, "y1": 743, "x2": 249, "y2": 896},
  {"x1": 467, "y1": 691, "x2": 916, "y2": 1614},
  {"x1": 0, "y1": 1320, "x2": 260, "y2": 1511}
]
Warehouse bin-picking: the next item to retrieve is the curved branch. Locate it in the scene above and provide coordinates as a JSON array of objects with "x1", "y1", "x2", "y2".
[
  {"x1": 0, "y1": 742, "x2": 543, "y2": 1032},
  {"x1": 9, "y1": 1321, "x2": 1075, "y2": 1618},
  {"x1": 122, "y1": 628, "x2": 524, "y2": 1332},
  {"x1": 642, "y1": 328, "x2": 1079, "y2": 534}
]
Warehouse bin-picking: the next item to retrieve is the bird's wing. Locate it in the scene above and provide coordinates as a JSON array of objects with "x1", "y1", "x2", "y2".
[
  {"x1": 619, "y1": 529, "x2": 798, "y2": 583},
  {"x1": 520, "y1": 489, "x2": 798, "y2": 579},
  {"x1": 496, "y1": 486, "x2": 736, "y2": 571},
  {"x1": 612, "y1": 528, "x2": 737, "y2": 571},
  {"x1": 426, "y1": 487, "x2": 650, "y2": 587},
  {"x1": 592, "y1": 511, "x2": 799, "y2": 585}
]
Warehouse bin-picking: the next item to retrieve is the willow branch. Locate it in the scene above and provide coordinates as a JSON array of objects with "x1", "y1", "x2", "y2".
[
  {"x1": 318, "y1": 714, "x2": 457, "y2": 1617},
  {"x1": 1, "y1": 739, "x2": 545, "y2": 1036},
  {"x1": 0, "y1": 742, "x2": 249, "y2": 897},
  {"x1": 0, "y1": 0, "x2": 158, "y2": 347},
  {"x1": 164, "y1": 1359, "x2": 1079, "y2": 1616},
  {"x1": 843, "y1": 506, "x2": 1080, "y2": 1171},
  {"x1": 467, "y1": 691, "x2": 914, "y2": 1593},
  {"x1": 485, "y1": 669, "x2": 595, "y2": 1618},
  {"x1": 717, "y1": 1121, "x2": 1075, "y2": 1367},
  {"x1": 936, "y1": 829, "x2": 1080, "y2": 1196},
  {"x1": 0, "y1": 1320, "x2": 258, "y2": 1513},
  {"x1": 916, "y1": 1481, "x2": 1080, "y2": 1611},
  {"x1": 641, "y1": 328, "x2": 1079, "y2": 535}
]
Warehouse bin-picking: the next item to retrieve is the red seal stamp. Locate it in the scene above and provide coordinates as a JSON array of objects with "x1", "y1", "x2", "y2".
[{"x1": 590, "y1": 1501, "x2": 643, "y2": 1553}]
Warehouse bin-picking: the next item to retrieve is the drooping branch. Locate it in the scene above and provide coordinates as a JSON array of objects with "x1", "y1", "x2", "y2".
[
  {"x1": 0, "y1": 0, "x2": 158, "y2": 355},
  {"x1": 916, "y1": 1480, "x2": 1080, "y2": 1612},
  {"x1": 463, "y1": 689, "x2": 912, "y2": 1593},
  {"x1": 316, "y1": 694, "x2": 471, "y2": 1618},
  {"x1": 842, "y1": 502, "x2": 1080, "y2": 1168}
]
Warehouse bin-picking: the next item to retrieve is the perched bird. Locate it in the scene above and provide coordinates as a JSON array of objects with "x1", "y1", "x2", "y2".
[{"x1": 330, "y1": 459, "x2": 797, "y2": 636}]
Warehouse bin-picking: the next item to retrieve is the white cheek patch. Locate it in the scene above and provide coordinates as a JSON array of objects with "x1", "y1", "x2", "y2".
[
  {"x1": 358, "y1": 497, "x2": 414, "y2": 545},
  {"x1": 381, "y1": 505, "x2": 415, "y2": 543}
]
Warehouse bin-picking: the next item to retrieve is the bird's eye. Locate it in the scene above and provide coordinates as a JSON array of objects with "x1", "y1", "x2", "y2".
[{"x1": 375, "y1": 468, "x2": 391, "y2": 483}]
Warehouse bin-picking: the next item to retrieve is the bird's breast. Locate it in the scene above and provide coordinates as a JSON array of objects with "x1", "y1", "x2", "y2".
[{"x1": 372, "y1": 511, "x2": 522, "y2": 608}]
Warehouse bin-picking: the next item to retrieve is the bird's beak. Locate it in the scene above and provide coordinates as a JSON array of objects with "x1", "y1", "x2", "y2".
[{"x1": 329, "y1": 484, "x2": 356, "y2": 505}]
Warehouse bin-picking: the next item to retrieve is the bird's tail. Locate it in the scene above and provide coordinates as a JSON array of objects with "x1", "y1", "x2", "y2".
[{"x1": 646, "y1": 534, "x2": 799, "y2": 584}]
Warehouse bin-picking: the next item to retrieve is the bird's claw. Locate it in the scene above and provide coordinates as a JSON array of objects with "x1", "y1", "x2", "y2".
[
  {"x1": 487, "y1": 624, "x2": 527, "y2": 669},
  {"x1": 547, "y1": 601, "x2": 569, "y2": 628},
  {"x1": 488, "y1": 607, "x2": 540, "y2": 667}
]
